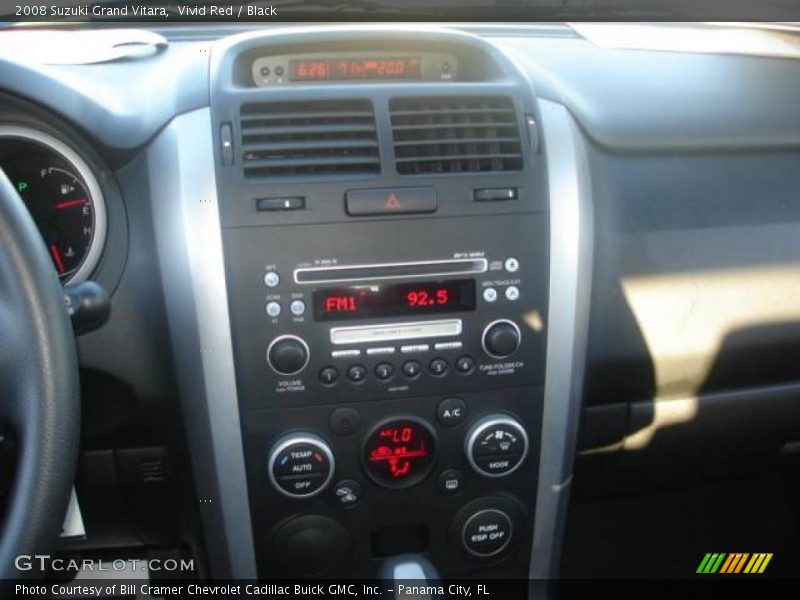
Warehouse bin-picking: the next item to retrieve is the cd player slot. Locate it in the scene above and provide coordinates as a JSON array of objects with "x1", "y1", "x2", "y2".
[
  {"x1": 294, "y1": 258, "x2": 487, "y2": 284},
  {"x1": 330, "y1": 319, "x2": 462, "y2": 345}
]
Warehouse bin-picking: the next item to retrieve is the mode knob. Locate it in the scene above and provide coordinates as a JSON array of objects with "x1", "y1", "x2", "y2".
[
  {"x1": 481, "y1": 319, "x2": 521, "y2": 359},
  {"x1": 267, "y1": 335, "x2": 310, "y2": 375},
  {"x1": 465, "y1": 414, "x2": 529, "y2": 478},
  {"x1": 268, "y1": 433, "x2": 334, "y2": 498}
]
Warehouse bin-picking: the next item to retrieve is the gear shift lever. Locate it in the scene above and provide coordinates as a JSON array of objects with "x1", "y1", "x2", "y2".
[{"x1": 377, "y1": 555, "x2": 441, "y2": 599}]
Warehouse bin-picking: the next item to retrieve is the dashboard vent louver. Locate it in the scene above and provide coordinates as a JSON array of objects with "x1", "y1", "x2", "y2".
[
  {"x1": 240, "y1": 100, "x2": 381, "y2": 177},
  {"x1": 239, "y1": 100, "x2": 380, "y2": 178},
  {"x1": 390, "y1": 97, "x2": 523, "y2": 175},
  {"x1": 139, "y1": 459, "x2": 166, "y2": 483}
]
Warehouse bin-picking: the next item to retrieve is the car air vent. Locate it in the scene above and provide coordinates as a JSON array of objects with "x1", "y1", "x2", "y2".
[
  {"x1": 240, "y1": 100, "x2": 380, "y2": 178},
  {"x1": 390, "y1": 97, "x2": 523, "y2": 175},
  {"x1": 139, "y1": 458, "x2": 166, "y2": 483}
]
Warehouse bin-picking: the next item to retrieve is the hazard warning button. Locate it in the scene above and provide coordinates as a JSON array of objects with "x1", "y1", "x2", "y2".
[{"x1": 345, "y1": 187, "x2": 437, "y2": 216}]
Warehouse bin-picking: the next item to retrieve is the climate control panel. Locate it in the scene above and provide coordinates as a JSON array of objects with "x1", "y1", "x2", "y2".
[
  {"x1": 245, "y1": 387, "x2": 541, "y2": 578},
  {"x1": 266, "y1": 413, "x2": 529, "y2": 500}
]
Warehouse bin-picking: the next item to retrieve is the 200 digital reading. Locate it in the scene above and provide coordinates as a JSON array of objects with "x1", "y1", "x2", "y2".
[{"x1": 312, "y1": 279, "x2": 475, "y2": 322}]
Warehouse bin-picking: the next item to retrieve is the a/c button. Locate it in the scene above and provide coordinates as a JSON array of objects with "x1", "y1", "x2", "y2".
[
  {"x1": 437, "y1": 397, "x2": 467, "y2": 427},
  {"x1": 345, "y1": 187, "x2": 437, "y2": 216}
]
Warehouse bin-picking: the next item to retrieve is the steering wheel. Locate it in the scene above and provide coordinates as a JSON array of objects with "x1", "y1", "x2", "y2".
[{"x1": 0, "y1": 169, "x2": 80, "y2": 579}]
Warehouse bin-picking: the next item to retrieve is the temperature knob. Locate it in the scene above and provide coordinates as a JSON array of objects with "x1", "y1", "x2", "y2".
[
  {"x1": 268, "y1": 433, "x2": 334, "y2": 498},
  {"x1": 465, "y1": 415, "x2": 529, "y2": 478},
  {"x1": 481, "y1": 320, "x2": 521, "y2": 359},
  {"x1": 267, "y1": 335, "x2": 309, "y2": 375}
]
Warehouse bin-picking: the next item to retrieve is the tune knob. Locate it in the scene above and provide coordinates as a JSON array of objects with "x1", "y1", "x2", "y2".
[
  {"x1": 268, "y1": 433, "x2": 334, "y2": 498},
  {"x1": 267, "y1": 335, "x2": 310, "y2": 375},
  {"x1": 465, "y1": 414, "x2": 529, "y2": 478},
  {"x1": 481, "y1": 320, "x2": 521, "y2": 359}
]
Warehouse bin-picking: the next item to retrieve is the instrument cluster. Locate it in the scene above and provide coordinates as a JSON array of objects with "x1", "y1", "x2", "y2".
[{"x1": 0, "y1": 126, "x2": 107, "y2": 284}]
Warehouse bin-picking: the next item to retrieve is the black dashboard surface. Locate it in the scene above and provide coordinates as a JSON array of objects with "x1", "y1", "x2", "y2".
[
  {"x1": 497, "y1": 34, "x2": 800, "y2": 151},
  {"x1": 3, "y1": 25, "x2": 800, "y2": 153},
  {"x1": 1, "y1": 22, "x2": 799, "y2": 495}
]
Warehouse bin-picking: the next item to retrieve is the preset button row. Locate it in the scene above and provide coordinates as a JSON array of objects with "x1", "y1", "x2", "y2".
[{"x1": 318, "y1": 355, "x2": 476, "y2": 385}]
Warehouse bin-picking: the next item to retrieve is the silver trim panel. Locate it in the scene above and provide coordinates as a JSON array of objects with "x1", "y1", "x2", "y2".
[
  {"x1": 147, "y1": 109, "x2": 256, "y2": 579},
  {"x1": 0, "y1": 125, "x2": 107, "y2": 284},
  {"x1": 294, "y1": 257, "x2": 488, "y2": 284},
  {"x1": 60, "y1": 487, "x2": 86, "y2": 539},
  {"x1": 435, "y1": 341, "x2": 463, "y2": 351},
  {"x1": 400, "y1": 343, "x2": 430, "y2": 354},
  {"x1": 331, "y1": 318, "x2": 462, "y2": 345},
  {"x1": 366, "y1": 346, "x2": 396, "y2": 356},
  {"x1": 529, "y1": 100, "x2": 594, "y2": 580},
  {"x1": 332, "y1": 349, "x2": 361, "y2": 359}
]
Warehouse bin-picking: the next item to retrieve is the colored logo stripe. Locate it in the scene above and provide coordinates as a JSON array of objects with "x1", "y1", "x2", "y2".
[
  {"x1": 697, "y1": 553, "x2": 726, "y2": 573},
  {"x1": 719, "y1": 553, "x2": 749, "y2": 573},
  {"x1": 697, "y1": 552, "x2": 773, "y2": 574},
  {"x1": 744, "y1": 553, "x2": 773, "y2": 574}
]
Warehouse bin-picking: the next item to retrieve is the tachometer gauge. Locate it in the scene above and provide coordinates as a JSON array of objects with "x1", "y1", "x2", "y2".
[{"x1": 0, "y1": 127, "x2": 106, "y2": 283}]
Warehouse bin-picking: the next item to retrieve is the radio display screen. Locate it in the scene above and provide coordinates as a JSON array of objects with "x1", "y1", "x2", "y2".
[
  {"x1": 313, "y1": 279, "x2": 475, "y2": 322},
  {"x1": 289, "y1": 57, "x2": 422, "y2": 81}
]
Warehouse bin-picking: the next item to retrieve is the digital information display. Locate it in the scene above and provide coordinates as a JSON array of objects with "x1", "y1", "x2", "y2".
[
  {"x1": 289, "y1": 57, "x2": 422, "y2": 81},
  {"x1": 364, "y1": 419, "x2": 436, "y2": 489},
  {"x1": 313, "y1": 279, "x2": 476, "y2": 322}
]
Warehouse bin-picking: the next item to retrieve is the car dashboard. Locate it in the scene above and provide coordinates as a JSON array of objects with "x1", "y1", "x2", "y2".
[{"x1": 1, "y1": 22, "x2": 799, "y2": 585}]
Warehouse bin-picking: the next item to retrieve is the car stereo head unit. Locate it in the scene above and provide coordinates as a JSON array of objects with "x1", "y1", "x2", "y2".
[{"x1": 222, "y1": 214, "x2": 548, "y2": 409}]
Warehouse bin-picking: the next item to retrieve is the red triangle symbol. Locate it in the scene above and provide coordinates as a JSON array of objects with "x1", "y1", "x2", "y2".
[{"x1": 384, "y1": 193, "x2": 401, "y2": 210}]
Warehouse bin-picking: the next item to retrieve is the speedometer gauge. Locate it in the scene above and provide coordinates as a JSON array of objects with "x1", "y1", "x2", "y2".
[{"x1": 0, "y1": 127, "x2": 106, "y2": 283}]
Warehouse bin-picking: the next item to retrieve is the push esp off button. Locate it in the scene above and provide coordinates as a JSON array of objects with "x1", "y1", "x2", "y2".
[
  {"x1": 462, "y1": 509, "x2": 513, "y2": 557},
  {"x1": 268, "y1": 434, "x2": 334, "y2": 498},
  {"x1": 450, "y1": 496, "x2": 525, "y2": 562}
]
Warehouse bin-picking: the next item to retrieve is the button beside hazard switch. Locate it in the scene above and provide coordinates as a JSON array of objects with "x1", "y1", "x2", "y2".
[{"x1": 345, "y1": 187, "x2": 437, "y2": 216}]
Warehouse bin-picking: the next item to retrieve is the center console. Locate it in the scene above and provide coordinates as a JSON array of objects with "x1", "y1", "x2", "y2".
[{"x1": 209, "y1": 28, "x2": 549, "y2": 579}]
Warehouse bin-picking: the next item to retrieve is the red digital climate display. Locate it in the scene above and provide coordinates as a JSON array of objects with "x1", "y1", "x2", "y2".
[
  {"x1": 313, "y1": 279, "x2": 475, "y2": 322},
  {"x1": 364, "y1": 419, "x2": 436, "y2": 489},
  {"x1": 290, "y1": 57, "x2": 422, "y2": 81}
]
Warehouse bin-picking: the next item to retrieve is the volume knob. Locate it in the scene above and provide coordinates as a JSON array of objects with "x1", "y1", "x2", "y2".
[
  {"x1": 267, "y1": 335, "x2": 310, "y2": 375},
  {"x1": 481, "y1": 320, "x2": 521, "y2": 359}
]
